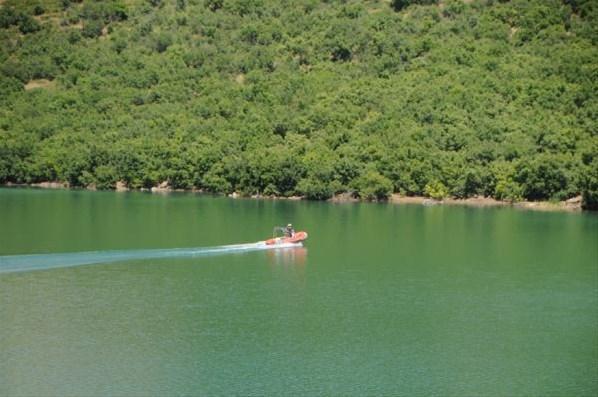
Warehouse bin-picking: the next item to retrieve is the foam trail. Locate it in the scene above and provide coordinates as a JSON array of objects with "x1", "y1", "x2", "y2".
[{"x1": 0, "y1": 242, "x2": 300, "y2": 274}]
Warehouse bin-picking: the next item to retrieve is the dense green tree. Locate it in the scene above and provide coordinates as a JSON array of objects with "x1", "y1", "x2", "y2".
[
  {"x1": 352, "y1": 170, "x2": 393, "y2": 201},
  {"x1": 81, "y1": 19, "x2": 103, "y2": 38},
  {"x1": 0, "y1": 0, "x2": 595, "y2": 208}
]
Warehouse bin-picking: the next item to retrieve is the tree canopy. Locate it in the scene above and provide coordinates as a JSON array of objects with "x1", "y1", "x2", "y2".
[{"x1": 0, "y1": 0, "x2": 596, "y2": 208}]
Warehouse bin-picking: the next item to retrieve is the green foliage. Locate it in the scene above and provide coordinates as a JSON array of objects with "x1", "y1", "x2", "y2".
[
  {"x1": 391, "y1": 0, "x2": 437, "y2": 12},
  {"x1": 153, "y1": 32, "x2": 173, "y2": 53},
  {"x1": 81, "y1": 0, "x2": 127, "y2": 23},
  {"x1": 0, "y1": 75, "x2": 23, "y2": 95},
  {"x1": 514, "y1": 153, "x2": 578, "y2": 201},
  {"x1": 297, "y1": 177, "x2": 333, "y2": 200},
  {"x1": 353, "y1": 170, "x2": 393, "y2": 201},
  {"x1": 81, "y1": 19, "x2": 103, "y2": 38},
  {"x1": 93, "y1": 165, "x2": 118, "y2": 189},
  {"x1": 0, "y1": 0, "x2": 595, "y2": 208},
  {"x1": 33, "y1": 5, "x2": 45, "y2": 16},
  {"x1": 205, "y1": 0, "x2": 224, "y2": 12},
  {"x1": 579, "y1": 144, "x2": 598, "y2": 209},
  {"x1": 424, "y1": 180, "x2": 449, "y2": 200},
  {"x1": 580, "y1": 165, "x2": 598, "y2": 210},
  {"x1": 0, "y1": 6, "x2": 41, "y2": 33}
]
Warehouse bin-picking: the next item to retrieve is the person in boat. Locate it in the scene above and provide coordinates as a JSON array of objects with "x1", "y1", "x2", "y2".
[{"x1": 284, "y1": 223, "x2": 295, "y2": 238}]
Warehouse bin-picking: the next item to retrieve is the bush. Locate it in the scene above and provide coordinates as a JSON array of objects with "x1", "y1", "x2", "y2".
[
  {"x1": 353, "y1": 171, "x2": 393, "y2": 201},
  {"x1": 0, "y1": 76, "x2": 23, "y2": 96},
  {"x1": 82, "y1": 20, "x2": 103, "y2": 38},
  {"x1": 391, "y1": 0, "x2": 438, "y2": 12},
  {"x1": 33, "y1": 5, "x2": 45, "y2": 16},
  {"x1": 94, "y1": 165, "x2": 118, "y2": 189},
  {"x1": 297, "y1": 177, "x2": 333, "y2": 200},
  {"x1": 424, "y1": 180, "x2": 449, "y2": 200},
  {"x1": 580, "y1": 153, "x2": 598, "y2": 210},
  {"x1": 0, "y1": 7, "x2": 19, "y2": 29},
  {"x1": 206, "y1": 0, "x2": 224, "y2": 12},
  {"x1": 494, "y1": 179, "x2": 522, "y2": 202},
  {"x1": 18, "y1": 15, "x2": 41, "y2": 34},
  {"x1": 515, "y1": 157, "x2": 570, "y2": 201},
  {"x1": 154, "y1": 32, "x2": 173, "y2": 53}
]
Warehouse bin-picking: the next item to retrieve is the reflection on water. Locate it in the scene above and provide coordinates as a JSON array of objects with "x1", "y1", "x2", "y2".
[
  {"x1": 266, "y1": 247, "x2": 308, "y2": 289},
  {"x1": 266, "y1": 246, "x2": 307, "y2": 267},
  {"x1": 1, "y1": 189, "x2": 597, "y2": 396}
]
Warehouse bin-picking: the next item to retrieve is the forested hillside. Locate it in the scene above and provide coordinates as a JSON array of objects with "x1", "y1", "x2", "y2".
[{"x1": 1, "y1": 0, "x2": 596, "y2": 208}]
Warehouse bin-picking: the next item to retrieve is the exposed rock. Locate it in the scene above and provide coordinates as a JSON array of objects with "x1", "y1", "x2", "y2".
[
  {"x1": 86, "y1": 183, "x2": 97, "y2": 191},
  {"x1": 32, "y1": 181, "x2": 67, "y2": 189},
  {"x1": 329, "y1": 192, "x2": 359, "y2": 203},
  {"x1": 565, "y1": 195, "x2": 582, "y2": 210},
  {"x1": 151, "y1": 181, "x2": 171, "y2": 193},
  {"x1": 444, "y1": 196, "x2": 507, "y2": 207},
  {"x1": 115, "y1": 181, "x2": 129, "y2": 192},
  {"x1": 229, "y1": 192, "x2": 240, "y2": 198},
  {"x1": 514, "y1": 200, "x2": 581, "y2": 212}
]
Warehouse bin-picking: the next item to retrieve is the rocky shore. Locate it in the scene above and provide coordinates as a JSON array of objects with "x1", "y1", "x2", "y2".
[
  {"x1": 2, "y1": 181, "x2": 585, "y2": 212},
  {"x1": 388, "y1": 194, "x2": 583, "y2": 212}
]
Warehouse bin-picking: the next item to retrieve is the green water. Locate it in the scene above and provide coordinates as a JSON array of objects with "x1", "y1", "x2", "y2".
[{"x1": 1, "y1": 188, "x2": 597, "y2": 396}]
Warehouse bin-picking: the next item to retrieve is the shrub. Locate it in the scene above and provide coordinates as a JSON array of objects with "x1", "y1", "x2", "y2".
[
  {"x1": 154, "y1": 32, "x2": 173, "y2": 53},
  {"x1": 580, "y1": 153, "x2": 598, "y2": 210},
  {"x1": 353, "y1": 171, "x2": 393, "y2": 201},
  {"x1": 82, "y1": 20, "x2": 103, "y2": 38},
  {"x1": 297, "y1": 177, "x2": 333, "y2": 200},
  {"x1": 424, "y1": 180, "x2": 449, "y2": 200},
  {"x1": 391, "y1": 0, "x2": 438, "y2": 12},
  {"x1": 18, "y1": 15, "x2": 41, "y2": 34},
  {"x1": 94, "y1": 165, "x2": 118, "y2": 189},
  {"x1": 33, "y1": 5, "x2": 45, "y2": 16}
]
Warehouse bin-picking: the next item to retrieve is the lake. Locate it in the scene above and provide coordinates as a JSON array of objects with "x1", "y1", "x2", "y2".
[{"x1": 1, "y1": 188, "x2": 597, "y2": 396}]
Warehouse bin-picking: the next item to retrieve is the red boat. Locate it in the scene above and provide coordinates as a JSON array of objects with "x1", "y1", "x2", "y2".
[{"x1": 265, "y1": 230, "x2": 308, "y2": 246}]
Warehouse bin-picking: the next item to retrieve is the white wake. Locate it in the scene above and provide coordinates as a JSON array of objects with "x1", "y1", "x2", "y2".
[{"x1": 0, "y1": 241, "x2": 302, "y2": 273}]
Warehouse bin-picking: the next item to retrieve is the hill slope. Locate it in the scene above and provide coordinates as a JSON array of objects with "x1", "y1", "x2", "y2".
[{"x1": 0, "y1": 0, "x2": 597, "y2": 208}]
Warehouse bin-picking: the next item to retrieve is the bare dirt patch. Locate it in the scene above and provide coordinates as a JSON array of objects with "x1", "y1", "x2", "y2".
[
  {"x1": 235, "y1": 73, "x2": 246, "y2": 84},
  {"x1": 24, "y1": 79, "x2": 55, "y2": 90},
  {"x1": 509, "y1": 26, "x2": 518, "y2": 38}
]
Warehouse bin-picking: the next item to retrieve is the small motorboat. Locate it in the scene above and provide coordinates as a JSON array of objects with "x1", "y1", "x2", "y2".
[{"x1": 265, "y1": 227, "x2": 308, "y2": 246}]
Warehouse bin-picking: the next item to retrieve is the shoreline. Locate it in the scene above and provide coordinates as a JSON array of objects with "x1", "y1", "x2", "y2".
[
  {"x1": 388, "y1": 194, "x2": 583, "y2": 212},
  {"x1": 1, "y1": 182, "x2": 585, "y2": 213}
]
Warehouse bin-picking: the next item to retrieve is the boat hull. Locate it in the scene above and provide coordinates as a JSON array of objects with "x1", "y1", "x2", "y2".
[{"x1": 265, "y1": 231, "x2": 308, "y2": 245}]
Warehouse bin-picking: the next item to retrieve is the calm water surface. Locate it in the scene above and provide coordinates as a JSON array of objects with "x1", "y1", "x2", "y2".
[{"x1": 1, "y1": 188, "x2": 597, "y2": 396}]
